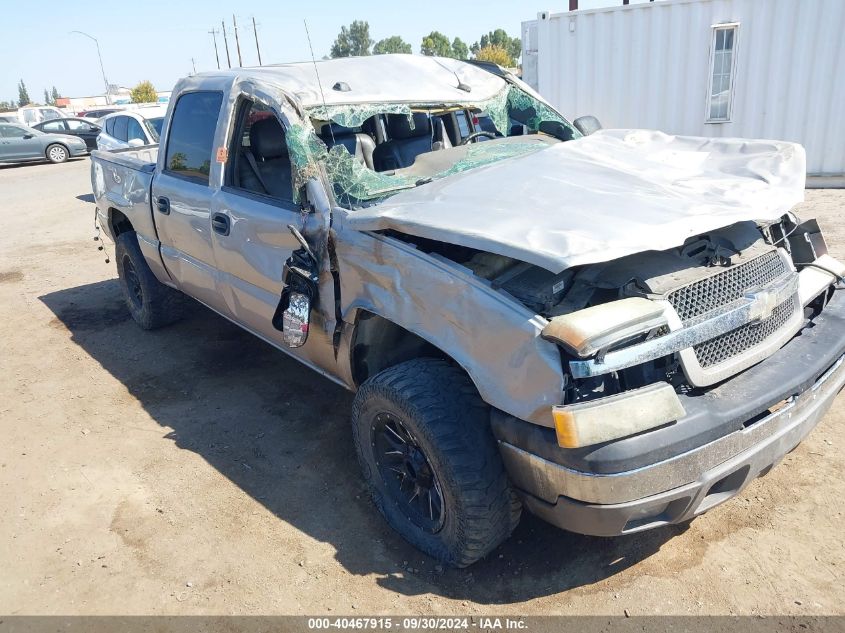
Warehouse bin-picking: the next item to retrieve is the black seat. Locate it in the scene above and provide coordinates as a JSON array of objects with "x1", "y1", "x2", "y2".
[
  {"x1": 373, "y1": 113, "x2": 433, "y2": 171},
  {"x1": 238, "y1": 117, "x2": 294, "y2": 201},
  {"x1": 319, "y1": 123, "x2": 376, "y2": 170}
]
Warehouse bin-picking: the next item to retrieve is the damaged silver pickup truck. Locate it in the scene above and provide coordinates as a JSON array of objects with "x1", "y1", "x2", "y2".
[{"x1": 90, "y1": 54, "x2": 845, "y2": 567}]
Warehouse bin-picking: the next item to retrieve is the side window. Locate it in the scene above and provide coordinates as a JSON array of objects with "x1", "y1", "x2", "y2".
[
  {"x1": 42, "y1": 120, "x2": 66, "y2": 132},
  {"x1": 164, "y1": 91, "x2": 224, "y2": 184},
  {"x1": 126, "y1": 117, "x2": 145, "y2": 143},
  {"x1": 226, "y1": 99, "x2": 294, "y2": 203},
  {"x1": 105, "y1": 117, "x2": 115, "y2": 135},
  {"x1": 67, "y1": 120, "x2": 93, "y2": 131},
  {"x1": 707, "y1": 24, "x2": 739, "y2": 122},
  {"x1": 2, "y1": 125, "x2": 28, "y2": 138},
  {"x1": 113, "y1": 116, "x2": 128, "y2": 141}
]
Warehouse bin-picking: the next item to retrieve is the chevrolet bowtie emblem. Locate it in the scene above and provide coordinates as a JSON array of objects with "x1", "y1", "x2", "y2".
[{"x1": 746, "y1": 287, "x2": 779, "y2": 323}]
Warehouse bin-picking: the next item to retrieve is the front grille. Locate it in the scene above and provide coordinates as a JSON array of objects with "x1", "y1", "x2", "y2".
[
  {"x1": 668, "y1": 250, "x2": 787, "y2": 323},
  {"x1": 692, "y1": 297, "x2": 796, "y2": 368}
]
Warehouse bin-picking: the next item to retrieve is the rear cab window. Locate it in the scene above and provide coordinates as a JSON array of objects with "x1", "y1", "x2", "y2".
[{"x1": 164, "y1": 91, "x2": 224, "y2": 184}]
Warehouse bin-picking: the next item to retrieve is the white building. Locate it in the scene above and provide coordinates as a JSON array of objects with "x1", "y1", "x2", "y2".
[{"x1": 522, "y1": 0, "x2": 845, "y2": 177}]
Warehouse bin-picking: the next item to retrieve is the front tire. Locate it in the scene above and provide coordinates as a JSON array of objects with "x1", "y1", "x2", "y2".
[
  {"x1": 115, "y1": 232, "x2": 183, "y2": 330},
  {"x1": 45, "y1": 143, "x2": 68, "y2": 164},
  {"x1": 352, "y1": 358, "x2": 521, "y2": 567}
]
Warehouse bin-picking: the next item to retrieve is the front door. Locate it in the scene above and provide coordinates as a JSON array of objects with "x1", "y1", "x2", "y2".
[
  {"x1": 209, "y1": 96, "x2": 337, "y2": 372},
  {"x1": 0, "y1": 124, "x2": 44, "y2": 160},
  {"x1": 151, "y1": 90, "x2": 228, "y2": 312}
]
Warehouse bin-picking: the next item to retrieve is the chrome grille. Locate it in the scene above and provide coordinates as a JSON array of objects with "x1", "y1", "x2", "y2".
[
  {"x1": 668, "y1": 250, "x2": 787, "y2": 323},
  {"x1": 692, "y1": 297, "x2": 796, "y2": 368}
]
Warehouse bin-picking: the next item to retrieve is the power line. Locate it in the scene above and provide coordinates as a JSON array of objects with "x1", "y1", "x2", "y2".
[{"x1": 208, "y1": 28, "x2": 221, "y2": 69}]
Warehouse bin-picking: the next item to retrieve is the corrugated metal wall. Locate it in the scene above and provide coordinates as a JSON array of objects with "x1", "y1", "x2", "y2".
[{"x1": 523, "y1": 0, "x2": 845, "y2": 175}]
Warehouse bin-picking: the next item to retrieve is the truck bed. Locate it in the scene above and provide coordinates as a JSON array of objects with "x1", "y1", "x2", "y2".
[{"x1": 90, "y1": 145, "x2": 159, "y2": 244}]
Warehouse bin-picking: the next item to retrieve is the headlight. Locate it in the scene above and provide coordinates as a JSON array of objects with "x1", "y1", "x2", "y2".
[{"x1": 541, "y1": 297, "x2": 667, "y2": 357}]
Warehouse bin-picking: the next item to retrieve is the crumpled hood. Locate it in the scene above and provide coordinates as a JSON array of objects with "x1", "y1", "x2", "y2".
[{"x1": 343, "y1": 129, "x2": 806, "y2": 272}]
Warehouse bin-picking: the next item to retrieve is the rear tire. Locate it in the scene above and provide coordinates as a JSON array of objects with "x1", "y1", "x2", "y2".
[
  {"x1": 115, "y1": 232, "x2": 183, "y2": 330},
  {"x1": 352, "y1": 358, "x2": 521, "y2": 567},
  {"x1": 45, "y1": 143, "x2": 68, "y2": 164}
]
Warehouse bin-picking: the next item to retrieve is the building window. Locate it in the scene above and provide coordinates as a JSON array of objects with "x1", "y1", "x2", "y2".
[{"x1": 707, "y1": 23, "x2": 739, "y2": 122}]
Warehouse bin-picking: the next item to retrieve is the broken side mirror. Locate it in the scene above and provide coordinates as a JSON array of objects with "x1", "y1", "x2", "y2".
[
  {"x1": 573, "y1": 115, "x2": 603, "y2": 136},
  {"x1": 272, "y1": 226, "x2": 319, "y2": 348}
]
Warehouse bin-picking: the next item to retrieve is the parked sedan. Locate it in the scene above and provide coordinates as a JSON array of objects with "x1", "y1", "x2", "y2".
[
  {"x1": 33, "y1": 118, "x2": 101, "y2": 150},
  {"x1": 97, "y1": 107, "x2": 166, "y2": 150},
  {"x1": 77, "y1": 108, "x2": 120, "y2": 119},
  {"x1": 0, "y1": 123, "x2": 88, "y2": 164}
]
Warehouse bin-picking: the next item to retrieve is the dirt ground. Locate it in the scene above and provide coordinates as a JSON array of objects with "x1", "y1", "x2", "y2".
[{"x1": 1, "y1": 158, "x2": 844, "y2": 616}]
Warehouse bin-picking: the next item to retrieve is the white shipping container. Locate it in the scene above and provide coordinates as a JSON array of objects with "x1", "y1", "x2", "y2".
[{"x1": 523, "y1": 0, "x2": 845, "y2": 176}]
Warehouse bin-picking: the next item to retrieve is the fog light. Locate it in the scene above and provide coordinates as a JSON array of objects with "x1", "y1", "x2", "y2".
[{"x1": 553, "y1": 382, "x2": 685, "y2": 448}]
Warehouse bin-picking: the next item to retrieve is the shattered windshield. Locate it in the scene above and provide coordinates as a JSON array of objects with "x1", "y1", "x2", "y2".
[{"x1": 285, "y1": 83, "x2": 580, "y2": 208}]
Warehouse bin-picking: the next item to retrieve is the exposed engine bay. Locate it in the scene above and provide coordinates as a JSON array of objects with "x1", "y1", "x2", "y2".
[{"x1": 383, "y1": 215, "x2": 843, "y2": 406}]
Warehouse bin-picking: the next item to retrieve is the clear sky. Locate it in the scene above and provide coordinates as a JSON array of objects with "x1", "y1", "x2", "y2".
[{"x1": 1, "y1": 0, "x2": 636, "y2": 102}]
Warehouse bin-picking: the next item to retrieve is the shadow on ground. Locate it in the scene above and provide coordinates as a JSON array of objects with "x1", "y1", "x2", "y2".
[
  {"x1": 40, "y1": 278, "x2": 688, "y2": 603},
  {"x1": 0, "y1": 158, "x2": 87, "y2": 170}
]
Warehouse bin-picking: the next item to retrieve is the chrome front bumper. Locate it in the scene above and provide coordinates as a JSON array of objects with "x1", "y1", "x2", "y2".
[{"x1": 500, "y1": 353, "x2": 845, "y2": 536}]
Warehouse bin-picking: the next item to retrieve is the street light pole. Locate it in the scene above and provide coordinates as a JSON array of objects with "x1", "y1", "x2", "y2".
[{"x1": 70, "y1": 31, "x2": 111, "y2": 104}]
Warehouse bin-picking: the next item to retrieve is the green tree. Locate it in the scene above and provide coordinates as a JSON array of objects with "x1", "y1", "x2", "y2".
[
  {"x1": 330, "y1": 20, "x2": 373, "y2": 58},
  {"x1": 474, "y1": 45, "x2": 512, "y2": 67},
  {"x1": 18, "y1": 80, "x2": 30, "y2": 107},
  {"x1": 169, "y1": 152, "x2": 187, "y2": 171},
  {"x1": 43, "y1": 89, "x2": 51, "y2": 105},
  {"x1": 130, "y1": 80, "x2": 158, "y2": 104},
  {"x1": 451, "y1": 37, "x2": 469, "y2": 60},
  {"x1": 420, "y1": 31, "x2": 453, "y2": 57},
  {"x1": 471, "y1": 29, "x2": 521, "y2": 66},
  {"x1": 51, "y1": 86, "x2": 61, "y2": 103},
  {"x1": 373, "y1": 35, "x2": 412, "y2": 55}
]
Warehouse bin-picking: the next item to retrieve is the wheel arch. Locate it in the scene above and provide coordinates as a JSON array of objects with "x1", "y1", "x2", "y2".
[
  {"x1": 108, "y1": 208, "x2": 134, "y2": 240},
  {"x1": 347, "y1": 307, "x2": 477, "y2": 391}
]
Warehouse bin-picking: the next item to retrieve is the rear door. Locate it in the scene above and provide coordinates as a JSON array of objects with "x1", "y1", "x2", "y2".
[{"x1": 151, "y1": 90, "x2": 227, "y2": 311}]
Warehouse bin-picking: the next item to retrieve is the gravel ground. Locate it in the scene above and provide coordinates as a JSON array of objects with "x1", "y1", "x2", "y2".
[{"x1": 0, "y1": 158, "x2": 843, "y2": 616}]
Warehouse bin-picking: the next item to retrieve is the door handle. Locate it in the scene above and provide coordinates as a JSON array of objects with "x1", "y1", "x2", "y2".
[
  {"x1": 211, "y1": 212, "x2": 230, "y2": 236},
  {"x1": 156, "y1": 196, "x2": 170, "y2": 215}
]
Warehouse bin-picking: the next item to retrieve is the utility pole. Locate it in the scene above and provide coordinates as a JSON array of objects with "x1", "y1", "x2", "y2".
[
  {"x1": 69, "y1": 31, "x2": 111, "y2": 104},
  {"x1": 252, "y1": 16, "x2": 262, "y2": 65},
  {"x1": 208, "y1": 28, "x2": 221, "y2": 69},
  {"x1": 221, "y1": 20, "x2": 232, "y2": 68},
  {"x1": 233, "y1": 14, "x2": 243, "y2": 67},
  {"x1": 191, "y1": 58, "x2": 197, "y2": 74}
]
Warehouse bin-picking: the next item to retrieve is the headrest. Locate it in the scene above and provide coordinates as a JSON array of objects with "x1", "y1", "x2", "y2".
[
  {"x1": 250, "y1": 117, "x2": 287, "y2": 160},
  {"x1": 318, "y1": 122, "x2": 356, "y2": 139},
  {"x1": 386, "y1": 113, "x2": 431, "y2": 140}
]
